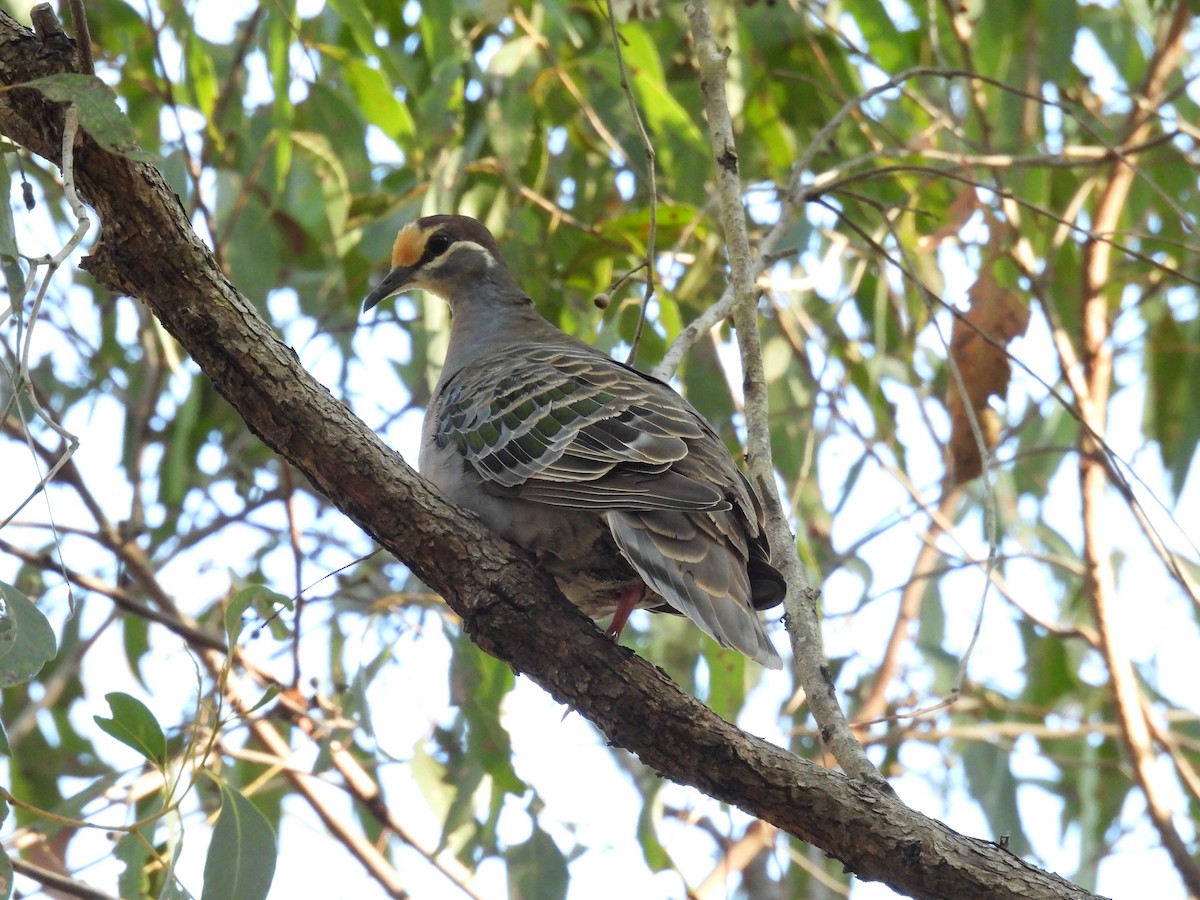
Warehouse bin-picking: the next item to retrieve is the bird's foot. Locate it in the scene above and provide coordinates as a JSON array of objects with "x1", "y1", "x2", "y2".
[{"x1": 604, "y1": 585, "x2": 645, "y2": 641}]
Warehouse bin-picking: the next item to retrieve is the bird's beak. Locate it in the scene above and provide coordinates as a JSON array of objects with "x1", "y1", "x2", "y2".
[{"x1": 362, "y1": 266, "x2": 416, "y2": 311}]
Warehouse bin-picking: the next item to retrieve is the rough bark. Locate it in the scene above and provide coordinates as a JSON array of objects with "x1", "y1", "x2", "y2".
[{"x1": 0, "y1": 8, "x2": 1099, "y2": 899}]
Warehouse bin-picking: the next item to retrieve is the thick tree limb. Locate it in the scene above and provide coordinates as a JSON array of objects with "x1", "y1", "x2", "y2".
[{"x1": 0, "y1": 8, "x2": 1098, "y2": 899}]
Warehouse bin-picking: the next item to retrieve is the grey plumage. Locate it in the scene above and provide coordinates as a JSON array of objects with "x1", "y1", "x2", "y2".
[{"x1": 364, "y1": 214, "x2": 785, "y2": 668}]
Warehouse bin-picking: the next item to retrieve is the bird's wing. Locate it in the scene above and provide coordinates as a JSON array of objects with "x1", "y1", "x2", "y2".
[
  {"x1": 435, "y1": 345, "x2": 729, "y2": 511},
  {"x1": 435, "y1": 342, "x2": 785, "y2": 668}
]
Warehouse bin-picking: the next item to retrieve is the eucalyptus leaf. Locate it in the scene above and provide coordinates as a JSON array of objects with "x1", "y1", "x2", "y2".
[
  {"x1": 17, "y1": 74, "x2": 156, "y2": 160},
  {"x1": 0, "y1": 583, "x2": 56, "y2": 688},
  {"x1": 94, "y1": 692, "x2": 167, "y2": 766},
  {"x1": 200, "y1": 783, "x2": 277, "y2": 900}
]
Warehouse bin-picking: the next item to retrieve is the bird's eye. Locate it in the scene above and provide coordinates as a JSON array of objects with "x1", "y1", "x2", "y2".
[{"x1": 427, "y1": 232, "x2": 454, "y2": 257}]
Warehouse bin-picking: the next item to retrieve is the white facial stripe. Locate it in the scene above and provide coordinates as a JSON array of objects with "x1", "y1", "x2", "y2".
[{"x1": 423, "y1": 239, "x2": 498, "y2": 271}]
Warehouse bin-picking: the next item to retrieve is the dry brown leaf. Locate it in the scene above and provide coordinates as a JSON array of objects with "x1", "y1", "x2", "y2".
[{"x1": 946, "y1": 262, "x2": 1031, "y2": 485}]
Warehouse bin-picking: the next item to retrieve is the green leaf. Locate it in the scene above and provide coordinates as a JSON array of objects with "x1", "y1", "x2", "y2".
[
  {"x1": 155, "y1": 807, "x2": 195, "y2": 900},
  {"x1": 1020, "y1": 621, "x2": 1078, "y2": 707},
  {"x1": 159, "y1": 373, "x2": 205, "y2": 509},
  {"x1": 94, "y1": 692, "x2": 168, "y2": 766},
  {"x1": 122, "y1": 613, "x2": 151, "y2": 687},
  {"x1": 115, "y1": 832, "x2": 151, "y2": 900},
  {"x1": 344, "y1": 58, "x2": 415, "y2": 140},
  {"x1": 326, "y1": 0, "x2": 417, "y2": 87},
  {"x1": 0, "y1": 845, "x2": 12, "y2": 900},
  {"x1": 635, "y1": 781, "x2": 671, "y2": 872},
  {"x1": 158, "y1": 875, "x2": 196, "y2": 900},
  {"x1": 16, "y1": 74, "x2": 156, "y2": 161},
  {"x1": 1039, "y1": 0, "x2": 1080, "y2": 81},
  {"x1": 411, "y1": 739, "x2": 455, "y2": 823},
  {"x1": 0, "y1": 151, "x2": 25, "y2": 305},
  {"x1": 216, "y1": 173, "x2": 282, "y2": 303},
  {"x1": 702, "y1": 642, "x2": 747, "y2": 722},
  {"x1": 243, "y1": 686, "x2": 280, "y2": 717},
  {"x1": 0, "y1": 582, "x2": 57, "y2": 689},
  {"x1": 847, "y1": 0, "x2": 908, "y2": 70},
  {"x1": 451, "y1": 643, "x2": 524, "y2": 797},
  {"x1": 225, "y1": 585, "x2": 293, "y2": 647},
  {"x1": 1147, "y1": 311, "x2": 1200, "y2": 497},
  {"x1": 959, "y1": 738, "x2": 1031, "y2": 856},
  {"x1": 184, "y1": 32, "x2": 219, "y2": 123},
  {"x1": 269, "y1": 3, "x2": 297, "y2": 194},
  {"x1": 595, "y1": 204, "x2": 708, "y2": 253},
  {"x1": 618, "y1": 25, "x2": 706, "y2": 173},
  {"x1": 291, "y1": 131, "x2": 352, "y2": 246},
  {"x1": 506, "y1": 824, "x2": 568, "y2": 900},
  {"x1": 201, "y1": 783, "x2": 277, "y2": 900},
  {"x1": 486, "y1": 38, "x2": 538, "y2": 171},
  {"x1": 0, "y1": 602, "x2": 17, "y2": 661}
]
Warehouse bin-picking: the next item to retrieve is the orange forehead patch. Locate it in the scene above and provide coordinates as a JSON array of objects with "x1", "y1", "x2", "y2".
[{"x1": 390, "y1": 222, "x2": 427, "y2": 268}]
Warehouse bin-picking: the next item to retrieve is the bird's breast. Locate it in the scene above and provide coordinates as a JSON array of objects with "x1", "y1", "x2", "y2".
[{"x1": 419, "y1": 416, "x2": 650, "y2": 617}]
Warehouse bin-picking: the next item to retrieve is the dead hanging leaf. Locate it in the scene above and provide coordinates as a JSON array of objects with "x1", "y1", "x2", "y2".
[{"x1": 946, "y1": 263, "x2": 1030, "y2": 486}]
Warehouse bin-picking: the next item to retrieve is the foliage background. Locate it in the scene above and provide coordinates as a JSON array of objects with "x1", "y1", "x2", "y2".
[{"x1": 0, "y1": 0, "x2": 1198, "y2": 897}]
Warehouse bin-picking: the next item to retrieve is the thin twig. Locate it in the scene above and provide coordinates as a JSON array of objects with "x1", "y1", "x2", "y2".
[
  {"x1": 282, "y1": 464, "x2": 305, "y2": 689},
  {"x1": 0, "y1": 538, "x2": 228, "y2": 652},
  {"x1": 510, "y1": 7, "x2": 630, "y2": 165},
  {"x1": 683, "y1": 0, "x2": 881, "y2": 784},
  {"x1": 212, "y1": 664, "x2": 412, "y2": 898},
  {"x1": 656, "y1": 60, "x2": 1200, "y2": 377},
  {"x1": 812, "y1": 164, "x2": 1200, "y2": 290},
  {"x1": 603, "y1": 0, "x2": 657, "y2": 365},
  {"x1": 265, "y1": 683, "x2": 487, "y2": 900},
  {"x1": 816, "y1": 193, "x2": 1200, "y2": 615},
  {"x1": 9, "y1": 858, "x2": 120, "y2": 900},
  {"x1": 0, "y1": 104, "x2": 86, "y2": 530},
  {"x1": 64, "y1": 0, "x2": 92, "y2": 73}
]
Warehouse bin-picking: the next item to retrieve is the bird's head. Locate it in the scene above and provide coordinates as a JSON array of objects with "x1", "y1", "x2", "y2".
[{"x1": 363, "y1": 215, "x2": 514, "y2": 311}]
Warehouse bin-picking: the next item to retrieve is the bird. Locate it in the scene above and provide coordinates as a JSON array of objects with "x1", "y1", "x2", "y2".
[{"x1": 363, "y1": 214, "x2": 786, "y2": 668}]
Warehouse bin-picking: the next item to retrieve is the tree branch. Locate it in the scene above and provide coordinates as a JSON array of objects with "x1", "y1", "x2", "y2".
[
  {"x1": 0, "y1": 7, "x2": 1099, "y2": 898},
  {"x1": 682, "y1": 0, "x2": 880, "y2": 784},
  {"x1": 9, "y1": 857, "x2": 119, "y2": 900},
  {"x1": 1076, "y1": 4, "x2": 1200, "y2": 894}
]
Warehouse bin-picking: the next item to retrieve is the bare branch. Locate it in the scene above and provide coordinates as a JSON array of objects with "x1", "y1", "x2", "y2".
[
  {"x1": 1075, "y1": 5, "x2": 1200, "y2": 894},
  {"x1": 682, "y1": 0, "x2": 880, "y2": 784}
]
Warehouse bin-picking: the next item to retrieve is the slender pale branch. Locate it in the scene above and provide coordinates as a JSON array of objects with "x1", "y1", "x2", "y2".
[
  {"x1": 1076, "y1": 5, "x2": 1200, "y2": 894},
  {"x1": 682, "y1": 0, "x2": 880, "y2": 784}
]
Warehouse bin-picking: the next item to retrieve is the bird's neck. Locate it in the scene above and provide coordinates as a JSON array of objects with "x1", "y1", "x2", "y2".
[{"x1": 440, "y1": 292, "x2": 558, "y2": 375}]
